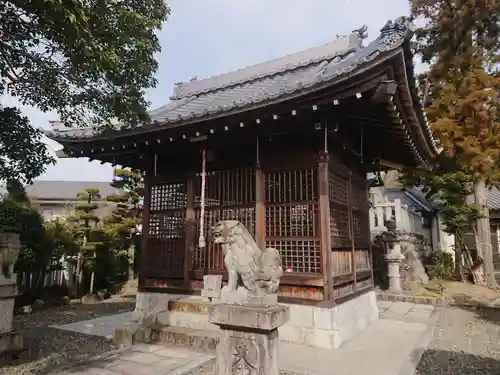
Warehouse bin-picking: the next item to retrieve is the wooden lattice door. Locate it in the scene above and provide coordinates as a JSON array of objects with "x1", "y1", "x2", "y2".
[
  {"x1": 143, "y1": 181, "x2": 186, "y2": 278},
  {"x1": 192, "y1": 167, "x2": 256, "y2": 278},
  {"x1": 264, "y1": 167, "x2": 321, "y2": 275}
]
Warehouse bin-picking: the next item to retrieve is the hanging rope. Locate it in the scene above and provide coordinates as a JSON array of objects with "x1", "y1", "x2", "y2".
[{"x1": 198, "y1": 148, "x2": 207, "y2": 248}]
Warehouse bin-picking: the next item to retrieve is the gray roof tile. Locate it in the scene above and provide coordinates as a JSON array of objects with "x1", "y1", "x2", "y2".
[
  {"x1": 170, "y1": 33, "x2": 361, "y2": 100},
  {"x1": 1, "y1": 181, "x2": 120, "y2": 201},
  {"x1": 467, "y1": 186, "x2": 500, "y2": 210},
  {"x1": 45, "y1": 17, "x2": 428, "y2": 143}
]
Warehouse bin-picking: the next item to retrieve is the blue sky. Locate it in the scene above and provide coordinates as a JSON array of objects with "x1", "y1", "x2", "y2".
[{"x1": 1, "y1": 0, "x2": 411, "y2": 182}]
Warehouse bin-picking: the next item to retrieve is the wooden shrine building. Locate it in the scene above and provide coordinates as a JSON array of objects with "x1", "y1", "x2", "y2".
[{"x1": 46, "y1": 17, "x2": 437, "y2": 305}]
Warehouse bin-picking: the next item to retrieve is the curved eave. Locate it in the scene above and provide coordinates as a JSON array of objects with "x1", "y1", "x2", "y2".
[
  {"x1": 399, "y1": 43, "x2": 439, "y2": 161},
  {"x1": 46, "y1": 54, "x2": 402, "y2": 145}
]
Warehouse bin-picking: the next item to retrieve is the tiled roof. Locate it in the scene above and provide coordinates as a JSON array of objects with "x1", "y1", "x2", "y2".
[
  {"x1": 169, "y1": 33, "x2": 362, "y2": 100},
  {"x1": 45, "y1": 17, "x2": 430, "y2": 143},
  {"x1": 466, "y1": 186, "x2": 500, "y2": 210},
  {"x1": 0, "y1": 181, "x2": 120, "y2": 201}
]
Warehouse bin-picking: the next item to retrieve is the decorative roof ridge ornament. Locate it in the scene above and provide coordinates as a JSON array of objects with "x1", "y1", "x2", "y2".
[
  {"x1": 352, "y1": 24, "x2": 368, "y2": 40},
  {"x1": 378, "y1": 16, "x2": 415, "y2": 52},
  {"x1": 350, "y1": 24, "x2": 368, "y2": 49}
]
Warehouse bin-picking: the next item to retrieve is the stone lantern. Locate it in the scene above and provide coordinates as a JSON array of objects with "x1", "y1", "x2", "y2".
[
  {"x1": 380, "y1": 220, "x2": 404, "y2": 292},
  {"x1": 0, "y1": 233, "x2": 23, "y2": 357}
]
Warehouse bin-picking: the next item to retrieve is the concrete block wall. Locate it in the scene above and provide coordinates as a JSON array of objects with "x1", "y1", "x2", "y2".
[
  {"x1": 280, "y1": 291, "x2": 379, "y2": 349},
  {"x1": 132, "y1": 290, "x2": 379, "y2": 350}
]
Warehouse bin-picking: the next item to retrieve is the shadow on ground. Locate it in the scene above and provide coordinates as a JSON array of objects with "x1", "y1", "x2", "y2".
[
  {"x1": 416, "y1": 349, "x2": 500, "y2": 375},
  {"x1": 452, "y1": 305, "x2": 500, "y2": 325}
]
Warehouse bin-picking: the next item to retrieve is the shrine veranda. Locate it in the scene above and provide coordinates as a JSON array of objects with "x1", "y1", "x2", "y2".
[{"x1": 46, "y1": 17, "x2": 438, "y2": 349}]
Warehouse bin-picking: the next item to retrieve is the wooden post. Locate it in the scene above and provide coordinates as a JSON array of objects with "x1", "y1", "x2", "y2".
[
  {"x1": 138, "y1": 165, "x2": 152, "y2": 292},
  {"x1": 255, "y1": 166, "x2": 266, "y2": 249},
  {"x1": 255, "y1": 136, "x2": 265, "y2": 249},
  {"x1": 318, "y1": 152, "x2": 333, "y2": 301},
  {"x1": 365, "y1": 186, "x2": 375, "y2": 289},
  {"x1": 347, "y1": 172, "x2": 357, "y2": 291},
  {"x1": 184, "y1": 174, "x2": 195, "y2": 285}
]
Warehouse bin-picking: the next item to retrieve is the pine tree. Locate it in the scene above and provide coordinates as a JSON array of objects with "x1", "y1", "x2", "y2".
[
  {"x1": 105, "y1": 169, "x2": 143, "y2": 281},
  {"x1": 411, "y1": 0, "x2": 500, "y2": 287},
  {"x1": 67, "y1": 188, "x2": 104, "y2": 295}
]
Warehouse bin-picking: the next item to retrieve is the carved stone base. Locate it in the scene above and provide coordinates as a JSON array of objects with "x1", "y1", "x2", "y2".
[
  {"x1": 214, "y1": 287, "x2": 279, "y2": 308},
  {"x1": 209, "y1": 304, "x2": 289, "y2": 375},
  {"x1": 0, "y1": 330, "x2": 23, "y2": 359}
]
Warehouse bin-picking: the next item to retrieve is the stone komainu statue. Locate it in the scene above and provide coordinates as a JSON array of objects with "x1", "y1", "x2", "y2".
[{"x1": 212, "y1": 220, "x2": 283, "y2": 296}]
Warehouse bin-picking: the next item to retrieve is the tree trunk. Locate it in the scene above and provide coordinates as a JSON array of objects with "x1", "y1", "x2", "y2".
[
  {"x1": 128, "y1": 243, "x2": 135, "y2": 281},
  {"x1": 454, "y1": 246, "x2": 464, "y2": 281},
  {"x1": 474, "y1": 176, "x2": 498, "y2": 288},
  {"x1": 66, "y1": 260, "x2": 77, "y2": 297}
]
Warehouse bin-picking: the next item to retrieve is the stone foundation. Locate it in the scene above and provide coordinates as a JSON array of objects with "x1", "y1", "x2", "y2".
[{"x1": 131, "y1": 290, "x2": 379, "y2": 350}]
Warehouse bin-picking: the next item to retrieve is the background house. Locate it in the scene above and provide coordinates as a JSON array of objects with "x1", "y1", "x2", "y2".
[
  {"x1": 1, "y1": 181, "x2": 119, "y2": 221},
  {"x1": 369, "y1": 186, "x2": 455, "y2": 254}
]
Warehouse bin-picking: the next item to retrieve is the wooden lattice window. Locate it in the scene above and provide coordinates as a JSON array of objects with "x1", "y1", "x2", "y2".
[
  {"x1": 144, "y1": 182, "x2": 187, "y2": 278},
  {"x1": 264, "y1": 168, "x2": 321, "y2": 274},
  {"x1": 350, "y1": 180, "x2": 369, "y2": 248},
  {"x1": 150, "y1": 183, "x2": 186, "y2": 212},
  {"x1": 328, "y1": 170, "x2": 350, "y2": 248},
  {"x1": 193, "y1": 207, "x2": 256, "y2": 271},
  {"x1": 193, "y1": 167, "x2": 256, "y2": 274}
]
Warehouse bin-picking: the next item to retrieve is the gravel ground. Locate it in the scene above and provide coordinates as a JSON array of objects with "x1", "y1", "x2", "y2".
[
  {"x1": 416, "y1": 307, "x2": 500, "y2": 374},
  {"x1": 0, "y1": 299, "x2": 135, "y2": 375}
]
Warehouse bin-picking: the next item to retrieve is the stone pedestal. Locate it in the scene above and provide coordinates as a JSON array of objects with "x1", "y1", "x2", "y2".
[
  {"x1": 209, "y1": 302, "x2": 289, "y2": 375},
  {"x1": 0, "y1": 233, "x2": 23, "y2": 359},
  {"x1": 386, "y1": 252, "x2": 404, "y2": 292},
  {"x1": 201, "y1": 275, "x2": 222, "y2": 302}
]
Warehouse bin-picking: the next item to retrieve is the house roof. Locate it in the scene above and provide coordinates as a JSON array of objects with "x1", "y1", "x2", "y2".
[
  {"x1": 44, "y1": 17, "x2": 436, "y2": 156},
  {"x1": 46, "y1": 30, "x2": 364, "y2": 140},
  {"x1": 466, "y1": 186, "x2": 500, "y2": 211},
  {"x1": 0, "y1": 181, "x2": 120, "y2": 201},
  {"x1": 372, "y1": 187, "x2": 436, "y2": 213},
  {"x1": 487, "y1": 187, "x2": 500, "y2": 210}
]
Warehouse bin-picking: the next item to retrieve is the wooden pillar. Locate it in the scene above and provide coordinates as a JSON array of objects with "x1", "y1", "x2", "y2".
[
  {"x1": 365, "y1": 183, "x2": 375, "y2": 288},
  {"x1": 184, "y1": 174, "x2": 195, "y2": 285},
  {"x1": 255, "y1": 166, "x2": 265, "y2": 249},
  {"x1": 255, "y1": 136, "x2": 265, "y2": 249},
  {"x1": 318, "y1": 152, "x2": 333, "y2": 301},
  {"x1": 347, "y1": 172, "x2": 357, "y2": 291},
  {"x1": 138, "y1": 166, "x2": 152, "y2": 292}
]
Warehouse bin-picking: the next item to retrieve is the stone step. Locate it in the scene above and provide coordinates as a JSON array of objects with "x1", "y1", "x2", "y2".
[
  {"x1": 115, "y1": 324, "x2": 221, "y2": 352},
  {"x1": 167, "y1": 297, "x2": 210, "y2": 315}
]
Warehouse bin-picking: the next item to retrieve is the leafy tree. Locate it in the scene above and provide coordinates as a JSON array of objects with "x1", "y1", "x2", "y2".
[
  {"x1": 0, "y1": 180, "x2": 52, "y2": 290},
  {"x1": 67, "y1": 188, "x2": 104, "y2": 295},
  {"x1": 44, "y1": 219, "x2": 80, "y2": 270},
  {"x1": 0, "y1": 0, "x2": 170, "y2": 182},
  {"x1": 0, "y1": 108, "x2": 54, "y2": 183},
  {"x1": 105, "y1": 169, "x2": 143, "y2": 281},
  {"x1": 400, "y1": 159, "x2": 480, "y2": 282},
  {"x1": 410, "y1": 0, "x2": 500, "y2": 286}
]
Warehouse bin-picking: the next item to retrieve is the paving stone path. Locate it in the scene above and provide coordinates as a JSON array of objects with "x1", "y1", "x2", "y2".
[
  {"x1": 48, "y1": 300, "x2": 440, "y2": 375},
  {"x1": 48, "y1": 344, "x2": 214, "y2": 375},
  {"x1": 415, "y1": 307, "x2": 500, "y2": 375},
  {"x1": 49, "y1": 312, "x2": 134, "y2": 340}
]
